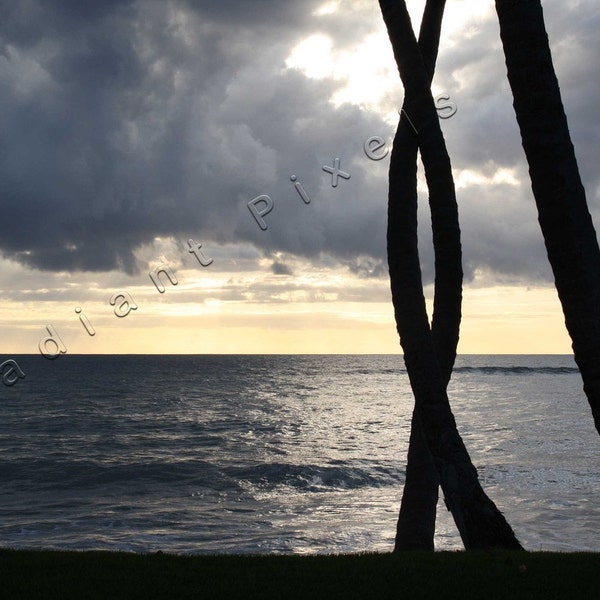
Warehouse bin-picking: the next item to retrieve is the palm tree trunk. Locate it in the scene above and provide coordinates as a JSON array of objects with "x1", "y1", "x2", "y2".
[
  {"x1": 495, "y1": 0, "x2": 600, "y2": 435},
  {"x1": 396, "y1": 409, "x2": 438, "y2": 550},
  {"x1": 394, "y1": 0, "x2": 449, "y2": 552},
  {"x1": 380, "y1": 0, "x2": 523, "y2": 549}
]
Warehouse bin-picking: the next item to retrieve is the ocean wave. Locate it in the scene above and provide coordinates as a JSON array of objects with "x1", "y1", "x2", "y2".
[
  {"x1": 0, "y1": 458, "x2": 225, "y2": 491},
  {"x1": 1, "y1": 457, "x2": 402, "y2": 495},
  {"x1": 453, "y1": 366, "x2": 579, "y2": 375},
  {"x1": 223, "y1": 461, "x2": 401, "y2": 492}
]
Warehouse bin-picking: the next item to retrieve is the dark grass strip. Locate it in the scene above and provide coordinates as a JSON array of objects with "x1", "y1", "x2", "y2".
[{"x1": 1, "y1": 549, "x2": 599, "y2": 600}]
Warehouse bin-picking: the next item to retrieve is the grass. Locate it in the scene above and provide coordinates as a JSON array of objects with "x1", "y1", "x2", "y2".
[{"x1": 1, "y1": 549, "x2": 599, "y2": 599}]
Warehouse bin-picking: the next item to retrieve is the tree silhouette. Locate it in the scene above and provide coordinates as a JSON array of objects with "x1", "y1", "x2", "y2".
[
  {"x1": 496, "y1": 0, "x2": 600, "y2": 436},
  {"x1": 379, "y1": 0, "x2": 522, "y2": 549},
  {"x1": 391, "y1": 0, "x2": 449, "y2": 552}
]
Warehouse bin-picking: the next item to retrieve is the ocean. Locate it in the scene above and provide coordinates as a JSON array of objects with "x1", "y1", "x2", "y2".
[{"x1": 1, "y1": 354, "x2": 598, "y2": 554}]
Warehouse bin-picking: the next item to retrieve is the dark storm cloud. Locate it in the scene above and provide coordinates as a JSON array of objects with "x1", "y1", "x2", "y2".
[
  {"x1": 0, "y1": 0, "x2": 390, "y2": 274},
  {"x1": 271, "y1": 261, "x2": 293, "y2": 276},
  {"x1": 0, "y1": 0, "x2": 597, "y2": 287}
]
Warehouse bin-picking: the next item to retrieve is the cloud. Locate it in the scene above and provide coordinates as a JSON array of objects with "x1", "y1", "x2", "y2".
[
  {"x1": 0, "y1": 0, "x2": 389, "y2": 275},
  {"x1": 0, "y1": 0, "x2": 597, "y2": 292},
  {"x1": 271, "y1": 261, "x2": 293, "y2": 276}
]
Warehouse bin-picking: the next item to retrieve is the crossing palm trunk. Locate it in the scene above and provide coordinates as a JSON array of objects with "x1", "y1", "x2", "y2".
[
  {"x1": 495, "y1": 0, "x2": 600, "y2": 436},
  {"x1": 394, "y1": 0, "x2": 449, "y2": 552},
  {"x1": 380, "y1": 0, "x2": 523, "y2": 549}
]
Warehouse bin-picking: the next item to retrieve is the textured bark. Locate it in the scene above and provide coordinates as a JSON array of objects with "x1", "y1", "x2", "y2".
[
  {"x1": 380, "y1": 0, "x2": 523, "y2": 550},
  {"x1": 496, "y1": 0, "x2": 600, "y2": 436},
  {"x1": 395, "y1": 409, "x2": 438, "y2": 550},
  {"x1": 394, "y1": 0, "x2": 447, "y2": 552}
]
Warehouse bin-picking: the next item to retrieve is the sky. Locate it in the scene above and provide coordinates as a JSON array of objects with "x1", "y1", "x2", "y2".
[{"x1": 0, "y1": 0, "x2": 598, "y2": 356}]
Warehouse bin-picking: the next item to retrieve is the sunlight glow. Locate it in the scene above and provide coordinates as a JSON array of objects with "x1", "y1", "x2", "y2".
[
  {"x1": 314, "y1": 1, "x2": 341, "y2": 16},
  {"x1": 286, "y1": 34, "x2": 336, "y2": 80},
  {"x1": 286, "y1": 0, "x2": 495, "y2": 118},
  {"x1": 454, "y1": 168, "x2": 521, "y2": 190}
]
